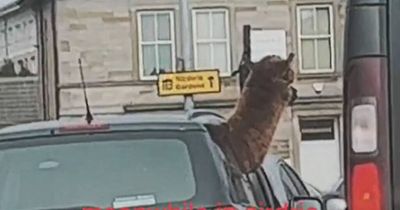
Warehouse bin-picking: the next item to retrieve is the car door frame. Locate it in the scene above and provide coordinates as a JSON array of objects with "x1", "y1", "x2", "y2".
[
  {"x1": 278, "y1": 160, "x2": 310, "y2": 197},
  {"x1": 248, "y1": 168, "x2": 281, "y2": 209}
]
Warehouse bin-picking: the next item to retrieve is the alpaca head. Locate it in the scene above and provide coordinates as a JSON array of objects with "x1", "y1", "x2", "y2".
[{"x1": 246, "y1": 53, "x2": 295, "y2": 87}]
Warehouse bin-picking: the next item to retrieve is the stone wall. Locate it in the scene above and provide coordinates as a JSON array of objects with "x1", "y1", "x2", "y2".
[
  {"x1": 0, "y1": 78, "x2": 43, "y2": 127},
  {"x1": 53, "y1": 0, "x2": 347, "y2": 167},
  {"x1": 0, "y1": 7, "x2": 43, "y2": 126},
  {"x1": 54, "y1": 0, "x2": 309, "y2": 114}
]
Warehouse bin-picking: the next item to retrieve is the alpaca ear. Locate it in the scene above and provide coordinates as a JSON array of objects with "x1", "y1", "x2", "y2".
[{"x1": 286, "y1": 53, "x2": 295, "y2": 64}]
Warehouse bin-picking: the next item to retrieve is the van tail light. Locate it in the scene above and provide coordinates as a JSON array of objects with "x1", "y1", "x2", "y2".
[
  {"x1": 351, "y1": 102, "x2": 377, "y2": 153},
  {"x1": 351, "y1": 163, "x2": 382, "y2": 210}
]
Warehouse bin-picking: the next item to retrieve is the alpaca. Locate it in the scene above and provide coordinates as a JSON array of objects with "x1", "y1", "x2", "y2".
[{"x1": 207, "y1": 53, "x2": 296, "y2": 174}]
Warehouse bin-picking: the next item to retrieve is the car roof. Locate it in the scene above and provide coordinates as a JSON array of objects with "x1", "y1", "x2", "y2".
[
  {"x1": 0, "y1": 109, "x2": 226, "y2": 141},
  {"x1": 0, "y1": 113, "x2": 187, "y2": 132}
]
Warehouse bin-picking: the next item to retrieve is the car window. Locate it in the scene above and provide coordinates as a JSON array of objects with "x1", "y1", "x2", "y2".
[
  {"x1": 280, "y1": 163, "x2": 309, "y2": 196},
  {"x1": 248, "y1": 173, "x2": 266, "y2": 206},
  {"x1": 0, "y1": 139, "x2": 196, "y2": 210},
  {"x1": 225, "y1": 163, "x2": 255, "y2": 205},
  {"x1": 253, "y1": 168, "x2": 280, "y2": 209},
  {"x1": 261, "y1": 161, "x2": 289, "y2": 205},
  {"x1": 279, "y1": 166, "x2": 299, "y2": 200},
  {"x1": 305, "y1": 183, "x2": 321, "y2": 198},
  {"x1": 241, "y1": 175, "x2": 258, "y2": 206}
]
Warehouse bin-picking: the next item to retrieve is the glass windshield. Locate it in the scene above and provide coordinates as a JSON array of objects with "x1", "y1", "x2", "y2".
[{"x1": 0, "y1": 139, "x2": 196, "y2": 210}]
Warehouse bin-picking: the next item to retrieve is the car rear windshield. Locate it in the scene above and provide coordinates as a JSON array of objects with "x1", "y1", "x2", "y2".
[{"x1": 0, "y1": 138, "x2": 196, "y2": 210}]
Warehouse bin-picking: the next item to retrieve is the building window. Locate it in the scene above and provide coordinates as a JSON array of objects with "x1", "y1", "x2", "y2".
[
  {"x1": 192, "y1": 8, "x2": 231, "y2": 76},
  {"x1": 299, "y1": 118, "x2": 337, "y2": 141},
  {"x1": 137, "y1": 11, "x2": 176, "y2": 80},
  {"x1": 0, "y1": 13, "x2": 38, "y2": 78},
  {"x1": 297, "y1": 5, "x2": 334, "y2": 74},
  {"x1": 0, "y1": 22, "x2": 6, "y2": 60}
]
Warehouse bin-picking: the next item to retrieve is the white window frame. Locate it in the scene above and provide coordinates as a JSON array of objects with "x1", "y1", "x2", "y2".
[
  {"x1": 137, "y1": 10, "x2": 176, "y2": 81},
  {"x1": 299, "y1": 116, "x2": 339, "y2": 141},
  {"x1": 0, "y1": 10, "x2": 39, "y2": 80},
  {"x1": 296, "y1": 5, "x2": 335, "y2": 74},
  {"x1": 192, "y1": 8, "x2": 231, "y2": 77}
]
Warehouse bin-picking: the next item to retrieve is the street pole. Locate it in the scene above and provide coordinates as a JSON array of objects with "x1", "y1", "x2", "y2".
[
  {"x1": 179, "y1": 0, "x2": 195, "y2": 111},
  {"x1": 240, "y1": 25, "x2": 251, "y2": 91}
]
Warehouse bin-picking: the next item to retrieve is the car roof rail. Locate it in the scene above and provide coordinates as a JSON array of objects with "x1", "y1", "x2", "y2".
[{"x1": 186, "y1": 109, "x2": 226, "y2": 120}]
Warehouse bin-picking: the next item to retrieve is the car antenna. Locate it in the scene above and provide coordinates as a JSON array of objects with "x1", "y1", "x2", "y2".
[{"x1": 78, "y1": 58, "x2": 93, "y2": 124}]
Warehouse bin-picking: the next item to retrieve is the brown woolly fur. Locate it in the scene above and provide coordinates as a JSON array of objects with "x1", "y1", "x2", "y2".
[{"x1": 207, "y1": 53, "x2": 297, "y2": 174}]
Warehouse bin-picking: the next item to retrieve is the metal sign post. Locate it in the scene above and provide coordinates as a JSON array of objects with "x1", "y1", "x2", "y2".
[
  {"x1": 232, "y1": 25, "x2": 252, "y2": 92},
  {"x1": 179, "y1": 0, "x2": 195, "y2": 111},
  {"x1": 240, "y1": 25, "x2": 252, "y2": 91}
]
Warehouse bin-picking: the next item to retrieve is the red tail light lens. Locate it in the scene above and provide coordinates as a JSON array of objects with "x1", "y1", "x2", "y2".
[{"x1": 351, "y1": 163, "x2": 382, "y2": 210}]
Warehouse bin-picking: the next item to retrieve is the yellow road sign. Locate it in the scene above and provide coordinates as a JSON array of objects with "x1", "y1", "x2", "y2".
[{"x1": 157, "y1": 69, "x2": 221, "y2": 96}]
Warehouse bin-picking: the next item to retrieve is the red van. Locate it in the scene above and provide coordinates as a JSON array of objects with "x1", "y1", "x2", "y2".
[{"x1": 343, "y1": 0, "x2": 400, "y2": 209}]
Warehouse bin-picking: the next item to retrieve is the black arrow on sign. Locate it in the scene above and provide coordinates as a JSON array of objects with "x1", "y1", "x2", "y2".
[{"x1": 208, "y1": 76, "x2": 215, "y2": 88}]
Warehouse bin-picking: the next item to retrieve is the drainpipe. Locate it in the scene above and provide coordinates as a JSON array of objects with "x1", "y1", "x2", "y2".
[
  {"x1": 37, "y1": 2, "x2": 47, "y2": 120},
  {"x1": 51, "y1": 0, "x2": 60, "y2": 119},
  {"x1": 4, "y1": 19, "x2": 8, "y2": 57}
]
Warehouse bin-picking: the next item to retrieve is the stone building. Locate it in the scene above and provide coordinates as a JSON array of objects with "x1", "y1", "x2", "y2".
[
  {"x1": 0, "y1": 0, "x2": 347, "y2": 191},
  {"x1": 0, "y1": 0, "x2": 45, "y2": 128}
]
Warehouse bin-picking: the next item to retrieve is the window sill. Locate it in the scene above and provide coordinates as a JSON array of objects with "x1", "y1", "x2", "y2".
[
  {"x1": 138, "y1": 75, "x2": 237, "y2": 89},
  {"x1": 0, "y1": 76, "x2": 38, "y2": 84},
  {"x1": 296, "y1": 72, "x2": 339, "y2": 81},
  {"x1": 58, "y1": 76, "x2": 237, "y2": 89},
  {"x1": 139, "y1": 74, "x2": 235, "y2": 81}
]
